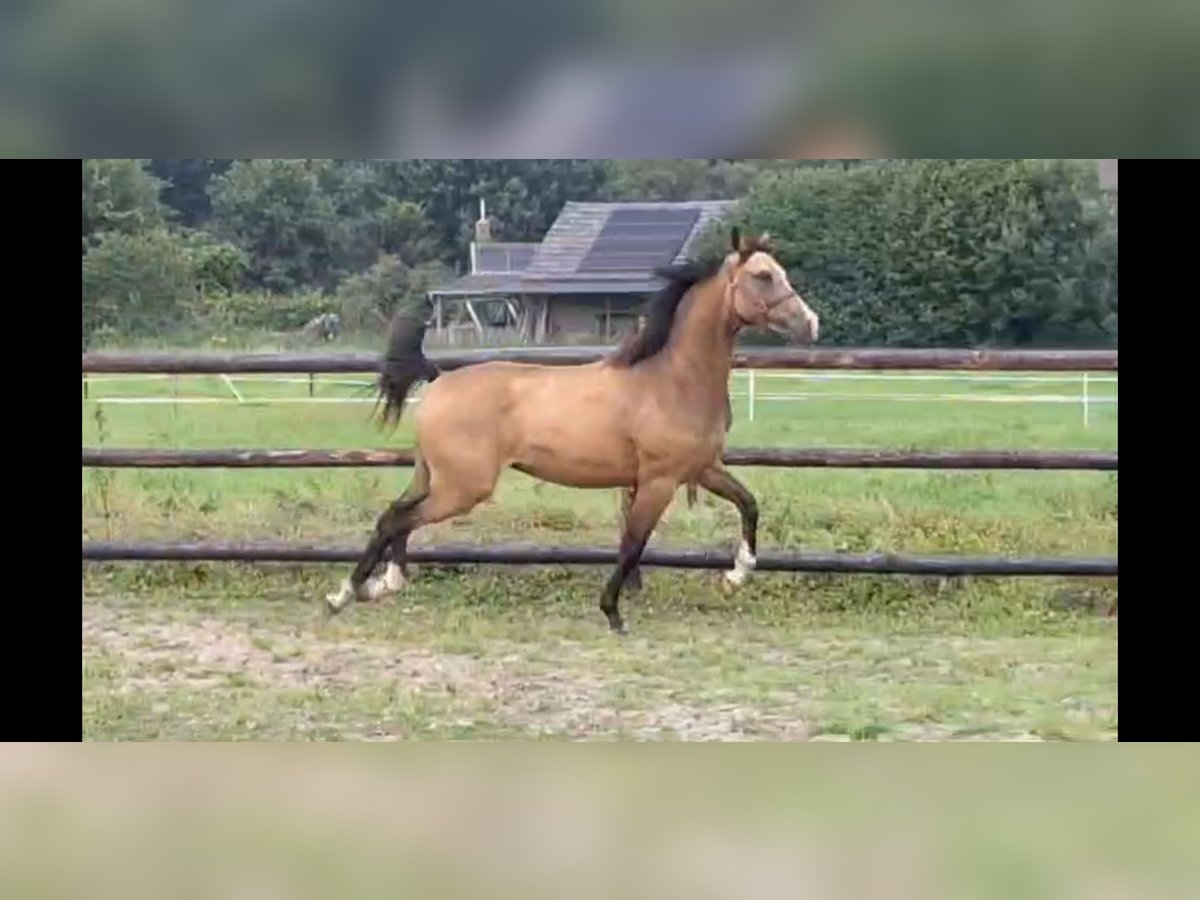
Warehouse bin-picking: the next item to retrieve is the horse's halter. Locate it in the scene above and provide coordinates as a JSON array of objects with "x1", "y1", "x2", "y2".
[{"x1": 725, "y1": 262, "x2": 798, "y2": 329}]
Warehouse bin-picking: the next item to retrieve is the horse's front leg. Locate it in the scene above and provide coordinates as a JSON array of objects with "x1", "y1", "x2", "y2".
[{"x1": 695, "y1": 464, "x2": 759, "y2": 587}]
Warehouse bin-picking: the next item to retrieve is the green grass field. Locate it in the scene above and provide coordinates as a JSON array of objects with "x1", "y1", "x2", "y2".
[{"x1": 82, "y1": 368, "x2": 1118, "y2": 741}]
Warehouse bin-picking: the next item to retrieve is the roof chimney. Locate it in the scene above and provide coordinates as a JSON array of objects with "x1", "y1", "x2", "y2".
[{"x1": 474, "y1": 197, "x2": 493, "y2": 243}]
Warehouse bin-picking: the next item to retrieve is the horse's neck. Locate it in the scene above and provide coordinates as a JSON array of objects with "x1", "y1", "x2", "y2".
[{"x1": 663, "y1": 277, "x2": 736, "y2": 398}]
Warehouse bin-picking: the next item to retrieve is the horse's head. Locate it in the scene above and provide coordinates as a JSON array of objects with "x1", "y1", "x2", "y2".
[{"x1": 725, "y1": 227, "x2": 819, "y2": 344}]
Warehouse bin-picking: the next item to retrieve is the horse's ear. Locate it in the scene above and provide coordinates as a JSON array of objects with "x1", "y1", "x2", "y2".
[{"x1": 733, "y1": 225, "x2": 757, "y2": 262}]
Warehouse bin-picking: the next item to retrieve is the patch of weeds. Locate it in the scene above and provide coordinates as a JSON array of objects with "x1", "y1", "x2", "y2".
[
  {"x1": 269, "y1": 487, "x2": 319, "y2": 519},
  {"x1": 951, "y1": 724, "x2": 1002, "y2": 739},
  {"x1": 521, "y1": 508, "x2": 589, "y2": 532},
  {"x1": 811, "y1": 717, "x2": 894, "y2": 741},
  {"x1": 88, "y1": 405, "x2": 115, "y2": 539},
  {"x1": 250, "y1": 635, "x2": 274, "y2": 654},
  {"x1": 412, "y1": 563, "x2": 477, "y2": 583},
  {"x1": 1031, "y1": 725, "x2": 1087, "y2": 741},
  {"x1": 142, "y1": 472, "x2": 204, "y2": 518},
  {"x1": 1050, "y1": 583, "x2": 1117, "y2": 616},
  {"x1": 88, "y1": 562, "x2": 211, "y2": 597},
  {"x1": 849, "y1": 722, "x2": 892, "y2": 741}
]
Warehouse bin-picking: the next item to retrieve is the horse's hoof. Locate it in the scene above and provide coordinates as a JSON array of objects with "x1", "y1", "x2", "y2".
[
  {"x1": 722, "y1": 542, "x2": 757, "y2": 591},
  {"x1": 608, "y1": 620, "x2": 628, "y2": 636},
  {"x1": 361, "y1": 581, "x2": 392, "y2": 604},
  {"x1": 359, "y1": 563, "x2": 407, "y2": 604},
  {"x1": 325, "y1": 579, "x2": 356, "y2": 615}
]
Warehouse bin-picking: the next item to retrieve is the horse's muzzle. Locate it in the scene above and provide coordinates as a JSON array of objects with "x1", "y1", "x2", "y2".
[{"x1": 771, "y1": 310, "x2": 819, "y2": 344}]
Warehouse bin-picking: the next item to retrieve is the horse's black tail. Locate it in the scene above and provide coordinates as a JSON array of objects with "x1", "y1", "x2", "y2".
[{"x1": 376, "y1": 304, "x2": 440, "y2": 428}]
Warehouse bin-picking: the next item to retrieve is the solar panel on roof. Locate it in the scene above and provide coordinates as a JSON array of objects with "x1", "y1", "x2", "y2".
[
  {"x1": 597, "y1": 224, "x2": 696, "y2": 240},
  {"x1": 577, "y1": 207, "x2": 702, "y2": 274},
  {"x1": 608, "y1": 208, "x2": 700, "y2": 225}
]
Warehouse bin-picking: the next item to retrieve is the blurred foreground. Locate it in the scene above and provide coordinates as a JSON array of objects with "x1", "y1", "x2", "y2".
[
  {"x1": 5, "y1": 0, "x2": 1196, "y2": 154},
  {"x1": 3, "y1": 744, "x2": 1196, "y2": 899}
]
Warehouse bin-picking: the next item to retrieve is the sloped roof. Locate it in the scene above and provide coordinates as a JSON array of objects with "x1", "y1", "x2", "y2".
[
  {"x1": 430, "y1": 200, "x2": 736, "y2": 299},
  {"x1": 524, "y1": 200, "x2": 735, "y2": 282},
  {"x1": 429, "y1": 272, "x2": 525, "y2": 298}
]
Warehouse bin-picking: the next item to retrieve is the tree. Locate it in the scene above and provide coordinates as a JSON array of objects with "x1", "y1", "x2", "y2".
[
  {"x1": 148, "y1": 159, "x2": 234, "y2": 226},
  {"x1": 377, "y1": 199, "x2": 440, "y2": 267},
  {"x1": 181, "y1": 231, "x2": 249, "y2": 297},
  {"x1": 603, "y1": 160, "x2": 855, "y2": 202},
  {"x1": 316, "y1": 163, "x2": 441, "y2": 273},
  {"x1": 336, "y1": 255, "x2": 449, "y2": 331},
  {"x1": 739, "y1": 159, "x2": 1116, "y2": 347},
  {"x1": 81, "y1": 159, "x2": 169, "y2": 252},
  {"x1": 604, "y1": 160, "x2": 723, "y2": 201},
  {"x1": 374, "y1": 160, "x2": 609, "y2": 268},
  {"x1": 82, "y1": 228, "x2": 197, "y2": 342},
  {"x1": 208, "y1": 159, "x2": 349, "y2": 293},
  {"x1": 197, "y1": 160, "x2": 610, "y2": 292}
]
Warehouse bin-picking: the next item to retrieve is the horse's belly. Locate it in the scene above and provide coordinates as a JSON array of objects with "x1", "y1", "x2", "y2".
[{"x1": 511, "y1": 423, "x2": 634, "y2": 488}]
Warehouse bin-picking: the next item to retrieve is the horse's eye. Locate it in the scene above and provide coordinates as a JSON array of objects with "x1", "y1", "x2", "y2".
[{"x1": 753, "y1": 270, "x2": 773, "y2": 283}]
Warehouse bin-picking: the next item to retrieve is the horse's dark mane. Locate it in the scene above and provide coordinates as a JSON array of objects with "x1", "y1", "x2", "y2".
[{"x1": 608, "y1": 256, "x2": 724, "y2": 367}]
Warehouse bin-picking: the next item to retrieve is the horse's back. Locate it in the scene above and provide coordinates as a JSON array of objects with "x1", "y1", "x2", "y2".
[{"x1": 415, "y1": 358, "x2": 639, "y2": 488}]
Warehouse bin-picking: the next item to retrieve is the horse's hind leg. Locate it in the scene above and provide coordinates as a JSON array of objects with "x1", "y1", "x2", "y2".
[
  {"x1": 325, "y1": 478, "x2": 427, "y2": 612},
  {"x1": 354, "y1": 460, "x2": 434, "y2": 602},
  {"x1": 619, "y1": 487, "x2": 643, "y2": 592},
  {"x1": 364, "y1": 532, "x2": 414, "y2": 601},
  {"x1": 376, "y1": 534, "x2": 412, "y2": 595},
  {"x1": 601, "y1": 477, "x2": 675, "y2": 634},
  {"x1": 326, "y1": 454, "x2": 496, "y2": 613}
]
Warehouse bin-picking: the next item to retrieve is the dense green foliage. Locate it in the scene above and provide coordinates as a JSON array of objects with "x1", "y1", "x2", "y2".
[
  {"x1": 735, "y1": 159, "x2": 1117, "y2": 347},
  {"x1": 146, "y1": 159, "x2": 233, "y2": 226},
  {"x1": 335, "y1": 256, "x2": 451, "y2": 332},
  {"x1": 82, "y1": 227, "x2": 195, "y2": 344},
  {"x1": 81, "y1": 158, "x2": 1116, "y2": 349},
  {"x1": 602, "y1": 159, "x2": 855, "y2": 202},
  {"x1": 81, "y1": 159, "x2": 170, "y2": 252}
]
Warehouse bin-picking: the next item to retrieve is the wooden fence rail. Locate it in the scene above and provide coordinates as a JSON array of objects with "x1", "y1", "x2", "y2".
[
  {"x1": 82, "y1": 447, "x2": 1119, "y2": 471},
  {"x1": 80, "y1": 347, "x2": 1118, "y2": 579},
  {"x1": 81, "y1": 346, "x2": 1119, "y2": 374},
  {"x1": 80, "y1": 541, "x2": 1118, "y2": 577}
]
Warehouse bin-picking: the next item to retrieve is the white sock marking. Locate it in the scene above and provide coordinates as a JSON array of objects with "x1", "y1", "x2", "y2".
[
  {"x1": 362, "y1": 562, "x2": 406, "y2": 601},
  {"x1": 724, "y1": 540, "x2": 757, "y2": 586},
  {"x1": 325, "y1": 579, "x2": 356, "y2": 611},
  {"x1": 383, "y1": 562, "x2": 406, "y2": 592}
]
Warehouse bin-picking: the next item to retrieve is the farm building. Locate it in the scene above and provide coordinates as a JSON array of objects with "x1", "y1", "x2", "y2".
[{"x1": 427, "y1": 199, "x2": 735, "y2": 345}]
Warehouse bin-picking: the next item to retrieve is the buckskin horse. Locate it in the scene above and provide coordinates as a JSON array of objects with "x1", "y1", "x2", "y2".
[{"x1": 325, "y1": 228, "x2": 820, "y2": 633}]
